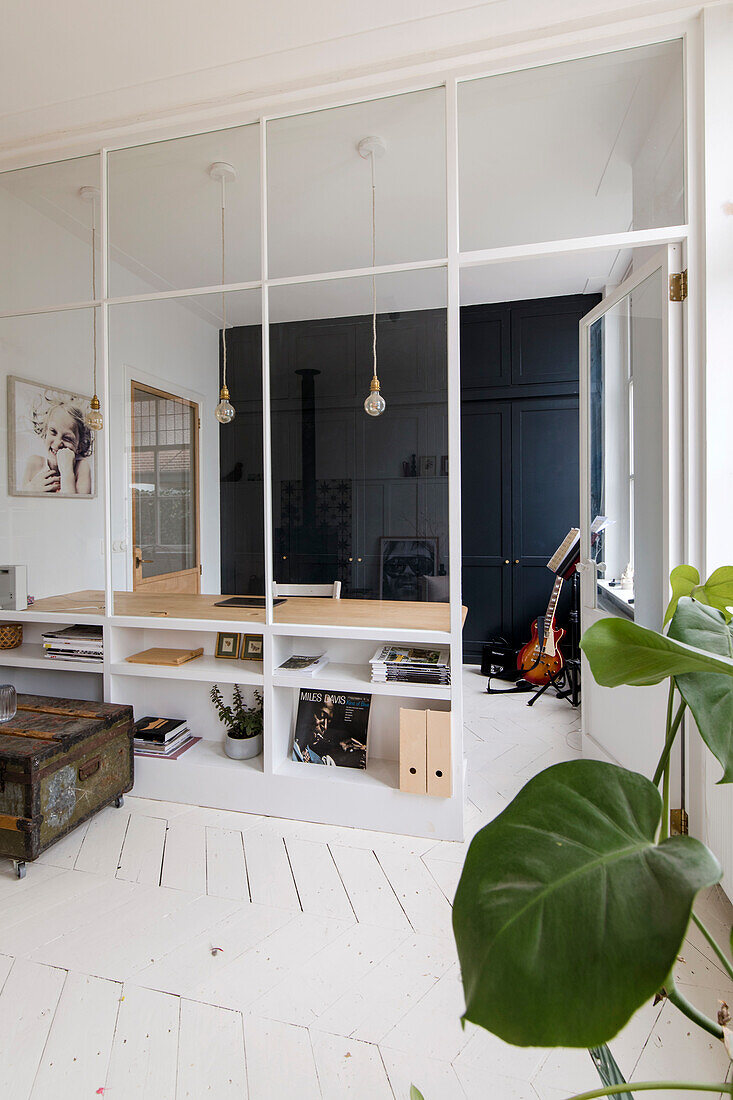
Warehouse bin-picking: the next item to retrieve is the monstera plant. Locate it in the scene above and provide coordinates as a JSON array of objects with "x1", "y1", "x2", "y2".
[{"x1": 451, "y1": 566, "x2": 733, "y2": 1099}]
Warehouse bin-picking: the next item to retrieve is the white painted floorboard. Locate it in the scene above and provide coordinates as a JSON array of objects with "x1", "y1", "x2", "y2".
[
  {"x1": 176, "y1": 998, "x2": 248, "y2": 1098},
  {"x1": 29, "y1": 971, "x2": 121, "y2": 1099},
  {"x1": 105, "y1": 984, "x2": 180, "y2": 1099},
  {"x1": 0, "y1": 669, "x2": 730, "y2": 1098}
]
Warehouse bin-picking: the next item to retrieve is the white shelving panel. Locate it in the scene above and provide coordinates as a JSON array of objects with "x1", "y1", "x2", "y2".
[{"x1": 0, "y1": 611, "x2": 463, "y2": 840}]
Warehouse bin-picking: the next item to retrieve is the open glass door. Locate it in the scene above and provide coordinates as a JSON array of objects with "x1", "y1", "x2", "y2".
[
  {"x1": 579, "y1": 244, "x2": 684, "y2": 774},
  {"x1": 130, "y1": 381, "x2": 201, "y2": 594}
]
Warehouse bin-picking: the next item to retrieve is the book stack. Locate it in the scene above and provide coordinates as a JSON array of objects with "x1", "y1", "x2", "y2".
[
  {"x1": 132, "y1": 716, "x2": 199, "y2": 759},
  {"x1": 42, "y1": 624, "x2": 103, "y2": 664},
  {"x1": 369, "y1": 645, "x2": 451, "y2": 686}
]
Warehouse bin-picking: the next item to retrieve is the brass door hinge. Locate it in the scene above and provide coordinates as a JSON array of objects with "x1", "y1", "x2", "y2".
[
  {"x1": 669, "y1": 271, "x2": 688, "y2": 302},
  {"x1": 671, "y1": 808, "x2": 689, "y2": 835}
]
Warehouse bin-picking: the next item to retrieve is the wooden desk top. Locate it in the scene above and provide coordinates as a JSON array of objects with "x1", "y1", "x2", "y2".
[{"x1": 27, "y1": 590, "x2": 462, "y2": 633}]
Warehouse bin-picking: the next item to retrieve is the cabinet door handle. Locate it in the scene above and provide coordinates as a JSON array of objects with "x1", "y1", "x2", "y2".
[
  {"x1": 514, "y1": 559, "x2": 520, "y2": 565},
  {"x1": 504, "y1": 559, "x2": 510, "y2": 565}
]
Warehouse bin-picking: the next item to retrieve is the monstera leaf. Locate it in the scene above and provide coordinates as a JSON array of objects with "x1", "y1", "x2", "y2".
[
  {"x1": 580, "y1": 616, "x2": 733, "y2": 687},
  {"x1": 453, "y1": 760, "x2": 720, "y2": 1048},
  {"x1": 668, "y1": 598, "x2": 733, "y2": 783},
  {"x1": 693, "y1": 566, "x2": 733, "y2": 622},
  {"x1": 664, "y1": 564, "x2": 700, "y2": 625}
]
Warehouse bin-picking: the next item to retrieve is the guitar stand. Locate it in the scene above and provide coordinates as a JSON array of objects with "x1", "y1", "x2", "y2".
[{"x1": 485, "y1": 674, "x2": 535, "y2": 696}]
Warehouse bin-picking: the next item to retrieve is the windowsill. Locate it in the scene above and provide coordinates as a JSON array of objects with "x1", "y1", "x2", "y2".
[{"x1": 597, "y1": 579, "x2": 635, "y2": 620}]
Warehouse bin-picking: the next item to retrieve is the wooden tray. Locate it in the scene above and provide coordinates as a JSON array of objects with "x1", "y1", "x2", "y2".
[{"x1": 125, "y1": 647, "x2": 204, "y2": 666}]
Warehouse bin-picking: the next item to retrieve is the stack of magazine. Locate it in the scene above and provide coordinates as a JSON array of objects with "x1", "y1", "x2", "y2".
[
  {"x1": 42, "y1": 624, "x2": 103, "y2": 664},
  {"x1": 133, "y1": 716, "x2": 199, "y2": 759},
  {"x1": 369, "y1": 645, "x2": 451, "y2": 686}
]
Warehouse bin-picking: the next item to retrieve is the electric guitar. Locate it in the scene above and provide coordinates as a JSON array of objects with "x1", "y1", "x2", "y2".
[{"x1": 517, "y1": 576, "x2": 565, "y2": 686}]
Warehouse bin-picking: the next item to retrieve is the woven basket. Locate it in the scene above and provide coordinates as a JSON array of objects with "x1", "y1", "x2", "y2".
[{"x1": 0, "y1": 624, "x2": 22, "y2": 650}]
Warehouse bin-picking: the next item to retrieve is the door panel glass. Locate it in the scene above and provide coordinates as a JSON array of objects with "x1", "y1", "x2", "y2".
[
  {"x1": 587, "y1": 267, "x2": 664, "y2": 626},
  {"x1": 459, "y1": 40, "x2": 684, "y2": 252},
  {"x1": 131, "y1": 384, "x2": 198, "y2": 580}
]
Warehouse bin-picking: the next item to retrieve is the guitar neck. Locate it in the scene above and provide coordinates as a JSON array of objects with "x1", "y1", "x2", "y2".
[{"x1": 545, "y1": 576, "x2": 563, "y2": 630}]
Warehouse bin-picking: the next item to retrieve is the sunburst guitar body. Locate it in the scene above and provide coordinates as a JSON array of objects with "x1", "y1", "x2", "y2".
[{"x1": 517, "y1": 575, "x2": 565, "y2": 686}]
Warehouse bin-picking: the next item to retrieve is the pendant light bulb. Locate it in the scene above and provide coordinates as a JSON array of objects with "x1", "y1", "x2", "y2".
[
  {"x1": 215, "y1": 385, "x2": 235, "y2": 425},
  {"x1": 87, "y1": 394, "x2": 104, "y2": 432},
  {"x1": 364, "y1": 376, "x2": 385, "y2": 417}
]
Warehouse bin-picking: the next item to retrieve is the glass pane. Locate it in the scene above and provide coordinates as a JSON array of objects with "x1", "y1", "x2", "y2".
[
  {"x1": 0, "y1": 308, "x2": 105, "y2": 613},
  {"x1": 108, "y1": 124, "x2": 260, "y2": 296},
  {"x1": 267, "y1": 88, "x2": 446, "y2": 278},
  {"x1": 0, "y1": 154, "x2": 101, "y2": 312},
  {"x1": 459, "y1": 40, "x2": 684, "y2": 251},
  {"x1": 109, "y1": 289, "x2": 263, "y2": 615},
  {"x1": 131, "y1": 385, "x2": 197, "y2": 579},
  {"x1": 269, "y1": 268, "x2": 448, "y2": 627},
  {"x1": 588, "y1": 266, "x2": 664, "y2": 627}
]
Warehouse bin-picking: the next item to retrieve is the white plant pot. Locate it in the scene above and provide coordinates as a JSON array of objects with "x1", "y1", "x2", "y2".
[{"x1": 224, "y1": 732, "x2": 262, "y2": 760}]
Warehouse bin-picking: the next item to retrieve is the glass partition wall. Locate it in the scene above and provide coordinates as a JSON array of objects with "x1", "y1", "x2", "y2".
[
  {"x1": 0, "y1": 34, "x2": 689, "y2": 837},
  {"x1": 0, "y1": 38, "x2": 686, "y2": 633}
]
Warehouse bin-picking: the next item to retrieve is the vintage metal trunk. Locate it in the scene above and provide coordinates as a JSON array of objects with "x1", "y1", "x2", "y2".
[{"x1": 0, "y1": 695, "x2": 134, "y2": 869}]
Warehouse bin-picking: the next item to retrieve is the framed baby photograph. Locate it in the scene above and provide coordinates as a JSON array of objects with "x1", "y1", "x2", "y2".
[
  {"x1": 7, "y1": 376, "x2": 97, "y2": 498},
  {"x1": 215, "y1": 631, "x2": 241, "y2": 659},
  {"x1": 240, "y1": 634, "x2": 263, "y2": 661}
]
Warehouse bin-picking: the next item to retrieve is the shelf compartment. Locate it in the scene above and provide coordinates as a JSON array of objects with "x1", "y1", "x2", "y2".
[
  {"x1": 0, "y1": 643, "x2": 103, "y2": 675},
  {"x1": 110, "y1": 655, "x2": 263, "y2": 684},
  {"x1": 275, "y1": 756, "x2": 399, "y2": 790},
  {"x1": 273, "y1": 661, "x2": 450, "y2": 700}
]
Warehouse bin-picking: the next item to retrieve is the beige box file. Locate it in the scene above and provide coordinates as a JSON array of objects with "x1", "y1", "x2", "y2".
[
  {"x1": 399, "y1": 708, "x2": 427, "y2": 794},
  {"x1": 427, "y1": 710, "x2": 452, "y2": 797}
]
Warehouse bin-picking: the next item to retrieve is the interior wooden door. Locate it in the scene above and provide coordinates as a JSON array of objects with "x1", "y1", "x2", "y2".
[{"x1": 130, "y1": 381, "x2": 201, "y2": 595}]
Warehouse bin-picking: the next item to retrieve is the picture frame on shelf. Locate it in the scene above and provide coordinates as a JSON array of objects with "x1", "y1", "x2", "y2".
[
  {"x1": 418, "y1": 455, "x2": 436, "y2": 477},
  {"x1": 215, "y1": 631, "x2": 241, "y2": 659},
  {"x1": 379, "y1": 537, "x2": 439, "y2": 601},
  {"x1": 440, "y1": 454, "x2": 449, "y2": 477},
  {"x1": 240, "y1": 634, "x2": 263, "y2": 660}
]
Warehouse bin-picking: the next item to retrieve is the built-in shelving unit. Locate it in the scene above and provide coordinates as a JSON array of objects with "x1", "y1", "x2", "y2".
[{"x1": 0, "y1": 606, "x2": 462, "y2": 839}]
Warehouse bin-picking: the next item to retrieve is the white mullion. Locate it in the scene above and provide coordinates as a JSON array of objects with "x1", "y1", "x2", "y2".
[
  {"x1": 100, "y1": 148, "x2": 114, "y2": 624},
  {"x1": 266, "y1": 256, "x2": 448, "y2": 289},
  {"x1": 260, "y1": 117, "x2": 274, "y2": 630},
  {"x1": 0, "y1": 298, "x2": 104, "y2": 320},
  {"x1": 105, "y1": 279, "x2": 262, "y2": 308},
  {"x1": 446, "y1": 75, "x2": 464, "y2": 838},
  {"x1": 459, "y1": 225, "x2": 688, "y2": 270}
]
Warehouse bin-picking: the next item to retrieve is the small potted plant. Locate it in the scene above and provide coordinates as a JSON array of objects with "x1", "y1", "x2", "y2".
[{"x1": 210, "y1": 684, "x2": 263, "y2": 760}]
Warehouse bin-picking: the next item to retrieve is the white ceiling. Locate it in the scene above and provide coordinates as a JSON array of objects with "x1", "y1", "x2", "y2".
[
  {"x1": 0, "y1": 0, "x2": 691, "y2": 157},
  {"x1": 0, "y1": 40, "x2": 681, "y2": 321}
]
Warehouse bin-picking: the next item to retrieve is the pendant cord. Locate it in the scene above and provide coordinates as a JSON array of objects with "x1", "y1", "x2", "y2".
[
  {"x1": 370, "y1": 150, "x2": 377, "y2": 380},
  {"x1": 221, "y1": 175, "x2": 227, "y2": 392},
  {"x1": 91, "y1": 203, "x2": 97, "y2": 396}
]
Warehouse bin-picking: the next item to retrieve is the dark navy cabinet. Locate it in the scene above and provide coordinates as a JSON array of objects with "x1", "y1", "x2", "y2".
[{"x1": 460, "y1": 294, "x2": 599, "y2": 661}]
